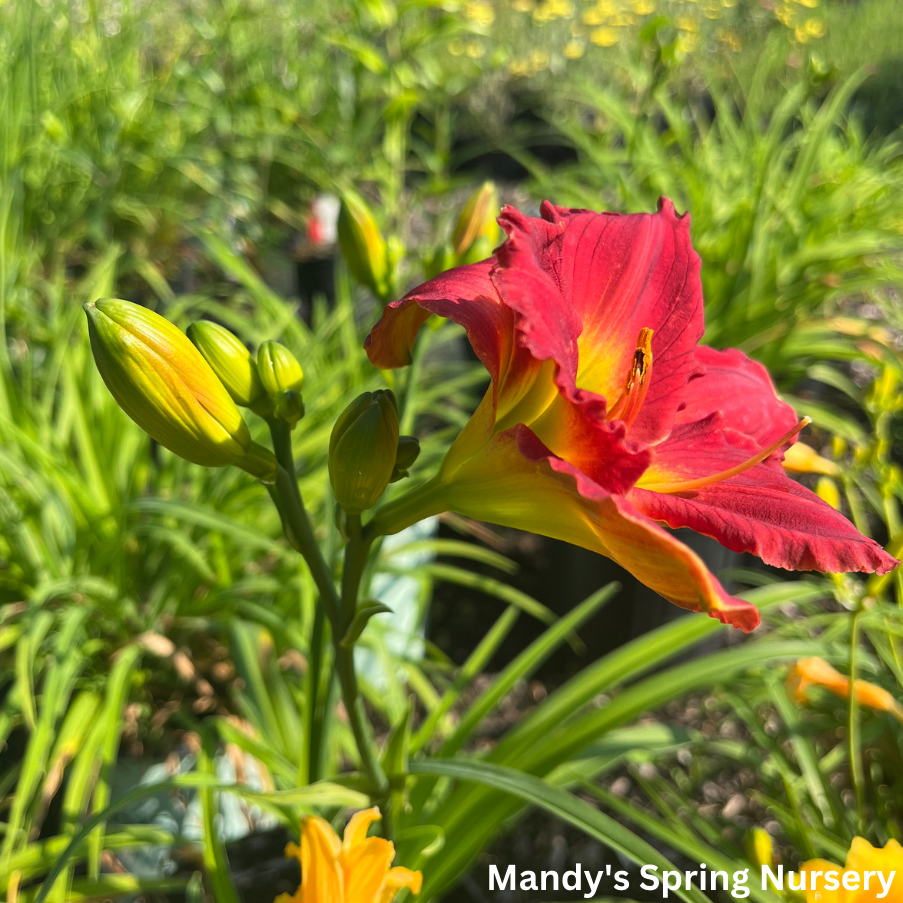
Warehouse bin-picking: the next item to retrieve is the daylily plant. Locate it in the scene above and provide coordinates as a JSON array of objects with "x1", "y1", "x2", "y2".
[{"x1": 367, "y1": 199, "x2": 897, "y2": 630}]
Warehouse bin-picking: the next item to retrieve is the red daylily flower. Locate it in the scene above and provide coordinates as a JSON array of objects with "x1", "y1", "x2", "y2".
[{"x1": 365, "y1": 199, "x2": 897, "y2": 631}]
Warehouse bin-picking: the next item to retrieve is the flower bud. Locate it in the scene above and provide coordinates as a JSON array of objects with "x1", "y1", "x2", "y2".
[
  {"x1": 338, "y1": 190, "x2": 389, "y2": 299},
  {"x1": 274, "y1": 389, "x2": 305, "y2": 427},
  {"x1": 744, "y1": 828, "x2": 774, "y2": 870},
  {"x1": 85, "y1": 299, "x2": 277, "y2": 481},
  {"x1": 424, "y1": 244, "x2": 457, "y2": 280},
  {"x1": 391, "y1": 436, "x2": 420, "y2": 482},
  {"x1": 329, "y1": 390, "x2": 399, "y2": 513},
  {"x1": 781, "y1": 441, "x2": 839, "y2": 476},
  {"x1": 257, "y1": 341, "x2": 304, "y2": 395},
  {"x1": 816, "y1": 476, "x2": 842, "y2": 510},
  {"x1": 187, "y1": 320, "x2": 272, "y2": 415},
  {"x1": 452, "y1": 181, "x2": 500, "y2": 261}
]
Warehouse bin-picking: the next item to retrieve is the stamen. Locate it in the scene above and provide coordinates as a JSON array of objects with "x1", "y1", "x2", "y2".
[
  {"x1": 641, "y1": 417, "x2": 812, "y2": 494},
  {"x1": 607, "y1": 327, "x2": 654, "y2": 428}
]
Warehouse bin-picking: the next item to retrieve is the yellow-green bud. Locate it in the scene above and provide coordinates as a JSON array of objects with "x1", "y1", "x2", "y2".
[
  {"x1": 452, "y1": 181, "x2": 500, "y2": 261},
  {"x1": 391, "y1": 435, "x2": 420, "y2": 482},
  {"x1": 187, "y1": 320, "x2": 271, "y2": 415},
  {"x1": 338, "y1": 190, "x2": 389, "y2": 299},
  {"x1": 329, "y1": 390, "x2": 399, "y2": 513},
  {"x1": 744, "y1": 827, "x2": 774, "y2": 870},
  {"x1": 816, "y1": 476, "x2": 842, "y2": 510},
  {"x1": 85, "y1": 299, "x2": 277, "y2": 481},
  {"x1": 257, "y1": 341, "x2": 304, "y2": 396}
]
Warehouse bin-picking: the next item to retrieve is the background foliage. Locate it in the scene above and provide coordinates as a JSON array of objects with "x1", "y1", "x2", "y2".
[{"x1": 1, "y1": 0, "x2": 902, "y2": 899}]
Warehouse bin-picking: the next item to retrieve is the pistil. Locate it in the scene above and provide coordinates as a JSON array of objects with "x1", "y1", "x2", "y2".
[
  {"x1": 641, "y1": 417, "x2": 812, "y2": 494},
  {"x1": 607, "y1": 327, "x2": 654, "y2": 428}
]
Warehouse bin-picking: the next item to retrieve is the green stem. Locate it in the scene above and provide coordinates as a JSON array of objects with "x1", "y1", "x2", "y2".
[
  {"x1": 848, "y1": 607, "x2": 865, "y2": 832},
  {"x1": 266, "y1": 418, "x2": 388, "y2": 797},
  {"x1": 398, "y1": 327, "x2": 432, "y2": 436},
  {"x1": 336, "y1": 514, "x2": 389, "y2": 798}
]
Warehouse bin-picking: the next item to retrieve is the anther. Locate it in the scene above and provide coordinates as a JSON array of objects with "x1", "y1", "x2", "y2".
[{"x1": 607, "y1": 327, "x2": 654, "y2": 428}]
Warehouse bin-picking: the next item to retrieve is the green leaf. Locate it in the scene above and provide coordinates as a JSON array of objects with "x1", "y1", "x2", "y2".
[{"x1": 409, "y1": 759, "x2": 712, "y2": 903}]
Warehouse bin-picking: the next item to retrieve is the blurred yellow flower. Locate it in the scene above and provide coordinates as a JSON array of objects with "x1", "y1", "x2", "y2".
[
  {"x1": 275, "y1": 808, "x2": 422, "y2": 903},
  {"x1": 564, "y1": 38, "x2": 585, "y2": 58},
  {"x1": 590, "y1": 25, "x2": 618, "y2": 45},
  {"x1": 789, "y1": 657, "x2": 903, "y2": 724},
  {"x1": 464, "y1": 0, "x2": 496, "y2": 25},
  {"x1": 466, "y1": 40, "x2": 486, "y2": 57},
  {"x1": 816, "y1": 476, "x2": 842, "y2": 511},
  {"x1": 800, "y1": 839, "x2": 903, "y2": 903},
  {"x1": 631, "y1": 0, "x2": 655, "y2": 13}
]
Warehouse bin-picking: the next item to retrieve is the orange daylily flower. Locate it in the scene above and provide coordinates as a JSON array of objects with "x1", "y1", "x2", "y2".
[
  {"x1": 275, "y1": 808, "x2": 422, "y2": 903},
  {"x1": 789, "y1": 657, "x2": 903, "y2": 723},
  {"x1": 800, "y1": 838, "x2": 903, "y2": 902}
]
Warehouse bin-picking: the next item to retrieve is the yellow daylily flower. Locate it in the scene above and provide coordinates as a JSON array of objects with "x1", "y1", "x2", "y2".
[
  {"x1": 789, "y1": 657, "x2": 903, "y2": 724},
  {"x1": 276, "y1": 808, "x2": 422, "y2": 903},
  {"x1": 801, "y1": 838, "x2": 903, "y2": 902}
]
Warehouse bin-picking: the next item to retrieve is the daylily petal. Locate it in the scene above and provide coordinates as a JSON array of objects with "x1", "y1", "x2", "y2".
[
  {"x1": 494, "y1": 198, "x2": 705, "y2": 445},
  {"x1": 342, "y1": 807, "x2": 382, "y2": 855},
  {"x1": 343, "y1": 837, "x2": 395, "y2": 902},
  {"x1": 365, "y1": 260, "x2": 504, "y2": 375},
  {"x1": 301, "y1": 817, "x2": 343, "y2": 903},
  {"x1": 438, "y1": 424, "x2": 760, "y2": 630},
  {"x1": 676, "y1": 346, "x2": 799, "y2": 446},
  {"x1": 378, "y1": 867, "x2": 424, "y2": 903},
  {"x1": 632, "y1": 418, "x2": 898, "y2": 574}
]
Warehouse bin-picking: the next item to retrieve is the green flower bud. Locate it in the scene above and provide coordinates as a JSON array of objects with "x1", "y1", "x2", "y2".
[
  {"x1": 85, "y1": 299, "x2": 277, "y2": 481},
  {"x1": 390, "y1": 435, "x2": 420, "y2": 482},
  {"x1": 329, "y1": 390, "x2": 399, "y2": 513},
  {"x1": 257, "y1": 341, "x2": 304, "y2": 397},
  {"x1": 338, "y1": 190, "x2": 389, "y2": 299},
  {"x1": 452, "y1": 181, "x2": 500, "y2": 261},
  {"x1": 273, "y1": 389, "x2": 305, "y2": 427},
  {"x1": 187, "y1": 320, "x2": 272, "y2": 416}
]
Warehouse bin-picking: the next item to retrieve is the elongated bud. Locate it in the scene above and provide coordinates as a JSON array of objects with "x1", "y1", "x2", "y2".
[
  {"x1": 745, "y1": 828, "x2": 774, "y2": 869},
  {"x1": 816, "y1": 476, "x2": 841, "y2": 510},
  {"x1": 452, "y1": 181, "x2": 500, "y2": 260},
  {"x1": 258, "y1": 341, "x2": 304, "y2": 395},
  {"x1": 329, "y1": 390, "x2": 399, "y2": 513},
  {"x1": 338, "y1": 190, "x2": 389, "y2": 298},
  {"x1": 85, "y1": 300, "x2": 277, "y2": 481},
  {"x1": 187, "y1": 320, "x2": 272, "y2": 416},
  {"x1": 391, "y1": 436, "x2": 420, "y2": 482},
  {"x1": 781, "y1": 441, "x2": 839, "y2": 476}
]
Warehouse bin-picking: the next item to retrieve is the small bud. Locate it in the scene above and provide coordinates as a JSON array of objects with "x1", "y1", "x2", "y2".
[
  {"x1": 452, "y1": 181, "x2": 500, "y2": 260},
  {"x1": 85, "y1": 299, "x2": 277, "y2": 481},
  {"x1": 257, "y1": 341, "x2": 304, "y2": 396},
  {"x1": 338, "y1": 190, "x2": 389, "y2": 298},
  {"x1": 329, "y1": 390, "x2": 399, "y2": 513},
  {"x1": 391, "y1": 435, "x2": 420, "y2": 482},
  {"x1": 816, "y1": 476, "x2": 842, "y2": 510},
  {"x1": 274, "y1": 389, "x2": 305, "y2": 427},
  {"x1": 781, "y1": 441, "x2": 839, "y2": 476},
  {"x1": 187, "y1": 320, "x2": 271, "y2": 415},
  {"x1": 744, "y1": 828, "x2": 774, "y2": 870}
]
